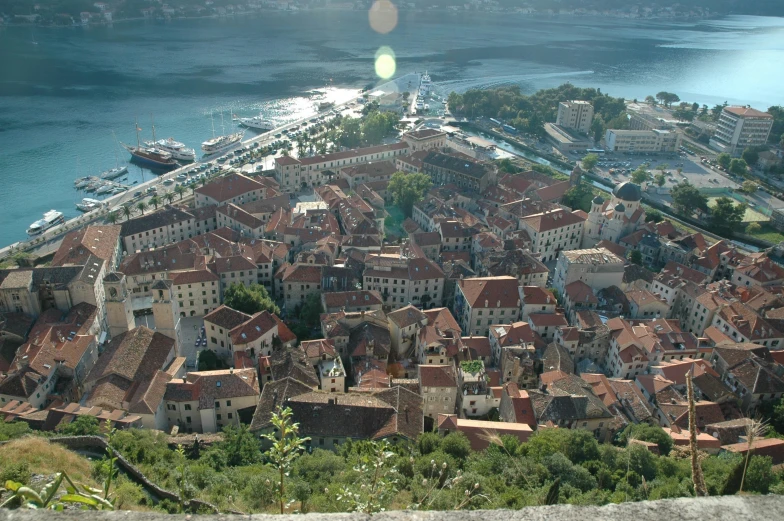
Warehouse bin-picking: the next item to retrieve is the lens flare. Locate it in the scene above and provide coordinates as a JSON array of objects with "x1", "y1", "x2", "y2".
[
  {"x1": 375, "y1": 47, "x2": 396, "y2": 79},
  {"x1": 369, "y1": 0, "x2": 398, "y2": 35}
]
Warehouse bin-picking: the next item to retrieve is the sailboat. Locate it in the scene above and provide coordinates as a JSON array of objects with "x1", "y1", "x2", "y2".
[
  {"x1": 101, "y1": 131, "x2": 129, "y2": 179},
  {"x1": 201, "y1": 112, "x2": 244, "y2": 157},
  {"x1": 121, "y1": 117, "x2": 179, "y2": 169},
  {"x1": 144, "y1": 115, "x2": 196, "y2": 161}
]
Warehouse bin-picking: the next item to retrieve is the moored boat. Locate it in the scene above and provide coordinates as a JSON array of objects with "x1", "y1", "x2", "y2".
[
  {"x1": 122, "y1": 118, "x2": 179, "y2": 169},
  {"x1": 76, "y1": 198, "x2": 102, "y2": 212},
  {"x1": 27, "y1": 210, "x2": 64, "y2": 236},
  {"x1": 145, "y1": 137, "x2": 196, "y2": 162}
]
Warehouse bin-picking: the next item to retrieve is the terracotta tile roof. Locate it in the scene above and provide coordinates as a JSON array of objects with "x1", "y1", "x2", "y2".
[
  {"x1": 387, "y1": 304, "x2": 428, "y2": 329},
  {"x1": 322, "y1": 290, "x2": 383, "y2": 311},
  {"x1": 404, "y1": 128, "x2": 445, "y2": 140},
  {"x1": 521, "y1": 286, "x2": 557, "y2": 306},
  {"x1": 535, "y1": 181, "x2": 570, "y2": 203},
  {"x1": 717, "y1": 301, "x2": 782, "y2": 341},
  {"x1": 529, "y1": 313, "x2": 568, "y2": 328},
  {"x1": 249, "y1": 377, "x2": 313, "y2": 432},
  {"x1": 423, "y1": 308, "x2": 460, "y2": 333},
  {"x1": 195, "y1": 172, "x2": 265, "y2": 203},
  {"x1": 521, "y1": 208, "x2": 586, "y2": 233},
  {"x1": 652, "y1": 358, "x2": 718, "y2": 386},
  {"x1": 229, "y1": 311, "x2": 278, "y2": 345},
  {"x1": 349, "y1": 322, "x2": 391, "y2": 359},
  {"x1": 171, "y1": 269, "x2": 220, "y2": 285},
  {"x1": 86, "y1": 327, "x2": 173, "y2": 387},
  {"x1": 723, "y1": 438, "x2": 784, "y2": 465},
  {"x1": 723, "y1": 106, "x2": 772, "y2": 118},
  {"x1": 437, "y1": 413, "x2": 532, "y2": 450},
  {"x1": 458, "y1": 276, "x2": 520, "y2": 308},
  {"x1": 204, "y1": 305, "x2": 252, "y2": 330},
  {"x1": 411, "y1": 231, "x2": 441, "y2": 247},
  {"x1": 52, "y1": 225, "x2": 120, "y2": 267},
  {"x1": 298, "y1": 142, "x2": 409, "y2": 166},
  {"x1": 423, "y1": 151, "x2": 491, "y2": 180},
  {"x1": 541, "y1": 342, "x2": 574, "y2": 374},
  {"x1": 275, "y1": 263, "x2": 323, "y2": 283},
  {"x1": 300, "y1": 339, "x2": 337, "y2": 360},
  {"x1": 564, "y1": 280, "x2": 598, "y2": 304},
  {"x1": 596, "y1": 240, "x2": 628, "y2": 258},
  {"x1": 418, "y1": 364, "x2": 457, "y2": 388},
  {"x1": 173, "y1": 368, "x2": 259, "y2": 410},
  {"x1": 129, "y1": 370, "x2": 172, "y2": 415},
  {"x1": 269, "y1": 348, "x2": 319, "y2": 388},
  {"x1": 489, "y1": 321, "x2": 540, "y2": 348}
]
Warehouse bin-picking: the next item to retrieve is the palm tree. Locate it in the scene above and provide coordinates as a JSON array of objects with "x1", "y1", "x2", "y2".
[
  {"x1": 136, "y1": 201, "x2": 148, "y2": 215},
  {"x1": 200, "y1": 176, "x2": 208, "y2": 187},
  {"x1": 106, "y1": 211, "x2": 119, "y2": 225},
  {"x1": 149, "y1": 194, "x2": 161, "y2": 210},
  {"x1": 174, "y1": 185, "x2": 186, "y2": 200},
  {"x1": 121, "y1": 205, "x2": 133, "y2": 222},
  {"x1": 189, "y1": 184, "x2": 198, "y2": 196},
  {"x1": 164, "y1": 192, "x2": 176, "y2": 205}
]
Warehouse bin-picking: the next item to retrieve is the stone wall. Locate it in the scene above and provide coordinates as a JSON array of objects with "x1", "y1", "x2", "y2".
[{"x1": 0, "y1": 495, "x2": 783, "y2": 520}]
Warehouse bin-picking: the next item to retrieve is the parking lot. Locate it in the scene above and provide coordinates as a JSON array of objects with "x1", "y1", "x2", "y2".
[{"x1": 588, "y1": 151, "x2": 738, "y2": 191}]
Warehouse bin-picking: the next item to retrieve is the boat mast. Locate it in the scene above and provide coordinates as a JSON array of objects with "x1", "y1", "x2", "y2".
[
  {"x1": 151, "y1": 114, "x2": 157, "y2": 143},
  {"x1": 221, "y1": 112, "x2": 225, "y2": 137},
  {"x1": 135, "y1": 117, "x2": 140, "y2": 148},
  {"x1": 112, "y1": 130, "x2": 120, "y2": 168}
]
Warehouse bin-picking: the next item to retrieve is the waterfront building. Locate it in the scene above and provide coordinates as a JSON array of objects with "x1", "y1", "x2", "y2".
[
  {"x1": 274, "y1": 142, "x2": 409, "y2": 192},
  {"x1": 194, "y1": 172, "x2": 278, "y2": 208},
  {"x1": 604, "y1": 129, "x2": 682, "y2": 153},
  {"x1": 709, "y1": 106, "x2": 773, "y2": 156},
  {"x1": 120, "y1": 205, "x2": 217, "y2": 253},
  {"x1": 556, "y1": 100, "x2": 594, "y2": 134},
  {"x1": 544, "y1": 123, "x2": 594, "y2": 154},
  {"x1": 401, "y1": 128, "x2": 447, "y2": 151}
]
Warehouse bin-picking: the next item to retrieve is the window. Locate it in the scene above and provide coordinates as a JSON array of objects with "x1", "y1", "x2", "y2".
[
  {"x1": 184, "y1": 404, "x2": 191, "y2": 411},
  {"x1": 217, "y1": 414, "x2": 221, "y2": 420},
  {"x1": 226, "y1": 400, "x2": 231, "y2": 407},
  {"x1": 228, "y1": 413, "x2": 233, "y2": 419},
  {"x1": 186, "y1": 416, "x2": 191, "y2": 423}
]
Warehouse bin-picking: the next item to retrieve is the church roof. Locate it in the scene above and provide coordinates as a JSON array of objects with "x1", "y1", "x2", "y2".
[{"x1": 613, "y1": 182, "x2": 642, "y2": 202}]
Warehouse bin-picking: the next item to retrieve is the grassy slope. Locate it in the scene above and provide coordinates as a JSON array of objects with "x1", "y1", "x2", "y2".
[{"x1": 0, "y1": 437, "x2": 97, "y2": 485}]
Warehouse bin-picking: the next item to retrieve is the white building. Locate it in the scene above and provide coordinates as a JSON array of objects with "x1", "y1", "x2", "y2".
[
  {"x1": 709, "y1": 106, "x2": 774, "y2": 156},
  {"x1": 556, "y1": 100, "x2": 594, "y2": 134},
  {"x1": 582, "y1": 182, "x2": 646, "y2": 247},
  {"x1": 553, "y1": 247, "x2": 626, "y2": 295},
  {"x1": 605, "y1": 129, "x2": 682, "y2": 154}
]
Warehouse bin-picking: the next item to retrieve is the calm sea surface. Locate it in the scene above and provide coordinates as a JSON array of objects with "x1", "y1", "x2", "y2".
[{"x1": 0, "y1": 12, "x2": 782, "y2": 245}]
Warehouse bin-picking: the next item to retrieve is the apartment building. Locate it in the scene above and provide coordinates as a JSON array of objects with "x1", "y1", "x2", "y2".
[
  {"x1": 519, "y1": 208, "x2": 586, "y2": 262},
  {"x1": 171, "y1": 270, "x2": 221, "y2": 318},
  {"x1": 402, "y1": 128, "x2": 447, "y2": 151},
  {"x1": 120, "y1": 205, "x2": 217, "y2": 253},
  {"x1": 455, "y1": 276, "x2": 522, "y2": 336},
  {"x1": 194, "y1": 172, "x2": 276, "y2": 208},
  {"x1": 553, "y1": 247, "x2": 626, "y2": 295},
  {"x1": 556, "y1": 100, "x2": 594, "y2": 134},
  {"x1": 605, "y1": 129, "x2": 682, "y2": 153},
  {"x1": 709, "y1": 106, "x2": 774, "y2": 156},
  {"x1": 363, "y1": 255, "x2": 445, "y2": 309},
  {"x1": 164, "y1": 368, "x2": 259, "y2": 433},
  {"x1": 422, "y1": 151, "x2": 495, "y2": 193},
  {"x1": 273, "y1": 142, "x2": 409, "y2": 192},
  {"x1": 418, "y1": 364, "x2": 458, "y2": 419}
]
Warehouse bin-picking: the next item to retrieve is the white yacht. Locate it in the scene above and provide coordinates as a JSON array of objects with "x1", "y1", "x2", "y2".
[
  {"x1": 234, "y1": 113, "x2": 275, "y2": 131},
  {"x1": 27, "y1": 210, "x2": 64, "y2": 235},
  {"x1": 95, "y1": 183, "x2": 114, "y2": 195},
  {"x1": 145, "y1": 137, "x2": 197, "y2": 162},
  {"x1": 202, "y1": 113, "x2": 244, "y2": 156},
  {"x1": 76, "y1": 198, "x2": 102, "y2": 212},
  {"x1": 100, "y1": 165, "x2": 128, "y2": 180}
]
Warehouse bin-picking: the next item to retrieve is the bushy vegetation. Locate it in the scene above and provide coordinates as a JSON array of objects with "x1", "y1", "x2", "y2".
[
  {"x1": 447, "y1": 83, "x2": 627, "y2": 140},
  {"x1": 78, "y1": 423, "x2": 783, "y2": 513},
  {"x1": 222, "y1": 282, "x2": 279, "y2": 316}
]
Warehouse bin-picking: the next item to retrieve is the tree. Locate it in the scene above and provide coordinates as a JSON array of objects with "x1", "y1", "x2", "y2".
[
  {"x1": 261, "y1": 407, "x2": 310, "y2": 515},
  {"x1": 220, "y1": 424, "x2": 262, "y2": 467},
  {"x1": 135, "y1": 201, "x2": 148, "y2": 215},
  {"x1": 654, "y1": 172, "x2": 666, "y2": 187},
  {"x1": 197, "y1": 349, "x2": 222, "y2": 371},
  {"x1": 709, "y1": 197, "x2": 746, "y2": 237},
  {"x1": 657, "y1": 163, "x2": 669, "y2": 173},
  {"x1": 616, "y1": 424, "x2": 673, "y2": 456},
  {"x1": 591, "y1": 115, "x2": 605, "y2": 143},
  {"x1": 645, "y1": 209, "x2": 663, "y2": 222},
  {"x1": 222, "y1": 282, "x2": 280, "y2": 315},
  {"x1": 164, "y1": 192, "x2": 175, "y2": 205},
  {"x1": 716, "y1": 153, "x2": 731, "y2": 170},
  {"x1": 581, "y1": 153, "x2": 599, "y2": 170},
  {"x1": 149, "y1": 194, "x2": 160, "y2": 210},
  {"x1": 337, "y1": 117, "x2": 361, "y2": 148},
  {"x1": 299, "y1": 292, "x2": 323, "y2": 329},
  {"x1": 645, "y1": 95, "x2": 657, "y2": 106},
  {"x1": 742, "y1": 148, "x2": 760, "y2": 167},
  {"x1": 670, "y1": 181, "x2": 708, "y2": 216},
  {"x1": 106, "y1": 211, "x2": 119, "y2": 225},
  {"x1": 121, "y1": 205, "x2": 133, "y2": 222},
  {"x1": 629, "y1": 249, "x2": 643, "y2": 265},
  {"x1": 174, "y1": 185, "x2": 186, "y2": 200},
  {"x1": 745, "y1": 222, "x2": 761, "y2": 234},
  {"x1": 388, "y1": 172, "x2": 433, "y2": 217},
  {"x1": 56, "y1": 415, "x2": 101, "y2": 436},
  {"x1": 741, "y1": 180, "x2": 758, "y2": 193},
  {"x1": 729, "y1": 158, "x2": 748, "y2": 177},
  {"x1": 630, "y1": 167, "x2": 651, "y2": 185},
  {"x1": 561, "y1": 181, "x2": 594, "y2": 212}
]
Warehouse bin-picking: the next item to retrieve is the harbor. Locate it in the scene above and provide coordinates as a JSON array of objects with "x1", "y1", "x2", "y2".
[{"x1": 0, "y1": 73, "x2": 421, "y2": 260}]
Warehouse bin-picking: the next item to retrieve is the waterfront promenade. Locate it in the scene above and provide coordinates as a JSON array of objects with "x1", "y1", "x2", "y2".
[{"x1": 0, "y1": 73, "x2": 421, "y2": 262}]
